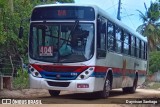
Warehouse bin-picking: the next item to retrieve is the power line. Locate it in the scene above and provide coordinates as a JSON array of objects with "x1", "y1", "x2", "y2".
[
  {"x1": 106, "y1": 3, "x2": 118, "y2": 10},
  {"x1": 110, "y1": 0, "x2": 117, "y2": 16},
  {"x1": 122, "y1": 5, "x2": 136, "y2": 29}
]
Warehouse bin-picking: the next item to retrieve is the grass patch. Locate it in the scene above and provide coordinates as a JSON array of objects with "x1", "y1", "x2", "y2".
[
  {"x1": 148, "y1": 82, "x2": 160, "y2": 89},
  {"x1": 145, "y1": 82, "x2": 160, "y2": 89},
  {"x1": 13, "y1": 69, "x2": 29, "y2": 89}
]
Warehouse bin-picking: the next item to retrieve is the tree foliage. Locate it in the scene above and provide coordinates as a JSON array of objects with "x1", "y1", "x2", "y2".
[
  {"x1": 149, "y1": 51, "x2": 160, "y2": 74},
  {"x1": 136, "y1": 1, "x2": 160, "y2": 51}
]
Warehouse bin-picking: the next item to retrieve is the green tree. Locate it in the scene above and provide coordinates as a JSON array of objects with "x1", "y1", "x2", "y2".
[
  {"x1": 149, "y1": 51, "x2": 160, "y2": 74},
  {"x1": 136, "y1": 1, "x2": 160, "y2": 51}
]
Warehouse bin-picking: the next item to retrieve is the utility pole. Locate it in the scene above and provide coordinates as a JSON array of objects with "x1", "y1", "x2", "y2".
[{"x1": 117, "y1": 0, "x2": 121, "y2": 20}]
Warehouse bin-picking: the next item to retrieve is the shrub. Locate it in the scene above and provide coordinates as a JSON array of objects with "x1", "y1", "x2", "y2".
[
  {"x1": 149, "y1": 51, "x2": 160, "y2": 74},
  {"x1": 13, "y1": 69, "x2": 29, "y2": 89}
]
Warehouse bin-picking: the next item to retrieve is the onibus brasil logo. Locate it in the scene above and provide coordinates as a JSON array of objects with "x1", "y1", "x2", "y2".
[{"x1": 2, "y1": 99, "x2": 42, "y2": 104}]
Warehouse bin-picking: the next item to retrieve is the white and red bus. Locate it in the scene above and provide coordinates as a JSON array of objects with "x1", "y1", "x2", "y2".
[{"x1": 28, "y1": 4, "x2": 148, "y2": 98}]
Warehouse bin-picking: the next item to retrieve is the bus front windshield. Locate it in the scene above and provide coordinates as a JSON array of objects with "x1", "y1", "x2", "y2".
[{"x1": 29, "y1": 22, "x2": 94, "y2": 63}]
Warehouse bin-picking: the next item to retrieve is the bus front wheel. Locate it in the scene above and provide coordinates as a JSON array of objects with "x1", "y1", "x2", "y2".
[
  {"x1": 48, "y1": 90, "x2": 60, "y2": 97},
  {"x1": 99, "y1": 75, "x2": 111, "y2": 98}
]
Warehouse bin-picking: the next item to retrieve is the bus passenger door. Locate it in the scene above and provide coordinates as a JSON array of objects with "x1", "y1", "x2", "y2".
[
  {"x1": 96, "y1": 17, "x2": 107, "y2": 60},
  {"x1": 95, "y1": 17, "x2": 108, "y2": 91}
]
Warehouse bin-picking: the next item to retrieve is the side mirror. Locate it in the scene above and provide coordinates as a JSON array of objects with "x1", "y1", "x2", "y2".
[{"x1": 18, "y1": 26, "x2": 23, "y2": 39}]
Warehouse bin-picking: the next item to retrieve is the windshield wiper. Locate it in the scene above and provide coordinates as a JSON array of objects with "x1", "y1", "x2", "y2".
[
  {"x1": 59, "y1": 20, "x2": 79, "y2": 48},
  {"x1": 71, "y1": 20, "x2": 79, "y2": 34}
]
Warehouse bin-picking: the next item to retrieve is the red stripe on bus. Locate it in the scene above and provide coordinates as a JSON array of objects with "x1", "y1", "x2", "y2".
[
  {"x1": 94, "y1": 66, "x2": 146, "y2": 75},
  {"x1": 30, "y1": 64, "x2": 146, "y2": 75},
  {"x1": 31, "y1": 64, "x2": 43, "y2": 72},
  {"x1": 30, "y1": 64, "x2": 89, "y2": 72}
]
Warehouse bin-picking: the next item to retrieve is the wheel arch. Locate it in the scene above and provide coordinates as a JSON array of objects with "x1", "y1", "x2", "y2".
[
  {"x1": 135, "y1": 71, "x2": 138, "y2": 80},
  {"x1": 105, "y1": 68, "x2": 113, "y2": 89}
]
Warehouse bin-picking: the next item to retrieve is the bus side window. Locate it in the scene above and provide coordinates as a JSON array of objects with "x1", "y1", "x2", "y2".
[
  {"x1": 97, "y1": 21, "x2": 106, "y2": 49},
  {"x1": 136, "y1": 38, "x2": 140, "y2": 58},
  {"x1": 141, "y1": 41, "x2": 145, "y2": 59},
  {"x1": 107, "y1": 21, "x2": 114, "y2": 51},
  {"x1": 131, "y1": 36, "x2": 136, "y2": 56},
  {"x1": 123, "y1": 32, "x2": 129, "y2": 55},
  {"x1": 139, "y1": 40, "x2": 142, "y2": 58},
  {"x1": 115, "y1": 26, "x2": 122, "y2": 53},
  {"x1": 97, "y1": 18, "x2": 106, "y2": 57},
  {"x1": 145, "y1": 43, "x2": 148, "y2": 60}
]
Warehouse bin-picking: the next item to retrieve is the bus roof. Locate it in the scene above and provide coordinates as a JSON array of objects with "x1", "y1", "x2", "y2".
[
  {"x1": 34, "y1": 3, "x2": 97, "y2": 8},
  {"x1": 34, "y1": 3, "x2": 147, "y2": 42}
]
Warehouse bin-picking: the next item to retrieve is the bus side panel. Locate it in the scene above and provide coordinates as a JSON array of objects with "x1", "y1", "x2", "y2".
[
  {"x1": 134, "y1": 58, "x2": 147, "y2": 86},
  {"x1": 106, "y1": 52, "x2": 123, "y2": 89},
  {"x1": 96, "y1": 52, "x2": 123, "y2": 89},
  {"x1": 95, "y1": 51, "x2": 147, "y2": 89}
]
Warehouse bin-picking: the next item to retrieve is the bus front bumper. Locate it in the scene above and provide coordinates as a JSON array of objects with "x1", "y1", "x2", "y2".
[{"x1": 29, "y1": 74, "x2": 95, "y2": 92}]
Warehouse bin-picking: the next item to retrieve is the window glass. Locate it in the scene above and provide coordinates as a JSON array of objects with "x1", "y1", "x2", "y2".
[
  {"x1": 123, "y1": 32, "x2": 129, "y2": 55},
  {"x1": 115, "y1": 26, "x2": 122, "y2": 53},
  {"x1": 100, "y1": 32, "x2": 106, "y2": 50},
  {"x1": 97, "y1": 18, "x2": 106, "y2": 50},
  {"x1": 107, "y1": 21, "x2": 114, "y2": 51},
  {"x1": 141, "y1": 41, "x2": 144, "y2": 59},
  {"x1": 29, "y1": 23, "x2": 94, "y2": 63},
  {"x1": 131, "y1": 36, "x2": 135, "y2": 56},
  {"x1": 145, "y1": 43, "x2": 148, "y2": 60},
  {"x1": 136, "y1": 38, "x2": 140, "y2": 58},
  {"x1": 139, "y1": 40, "x2": 142, "y2": 58}
]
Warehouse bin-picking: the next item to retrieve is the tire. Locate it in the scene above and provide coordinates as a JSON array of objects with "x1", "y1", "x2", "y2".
[
  {"x1": 130, "y1": 76, "x2": 138, "y2": 93},
  {"x1": 48, "y1": 90, "x2": 60, "y2": 97},
  {"x1": 99, "y1": 75, "x2": 111, "y2": 99},
  {"x1": 123, "y1": 77, "x2": 138, "y2": 93}
]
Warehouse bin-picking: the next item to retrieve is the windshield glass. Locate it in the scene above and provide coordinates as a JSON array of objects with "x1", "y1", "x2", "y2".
[{"x1": 29, "y1": 22, "x2": 94, "y2": 63}]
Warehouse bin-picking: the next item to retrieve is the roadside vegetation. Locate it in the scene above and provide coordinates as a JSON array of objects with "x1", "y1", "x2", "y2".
[
  {"x1": 149, "y1": 51, "x2": 160, "y2": 74},
  {"x1": 137, "y1": 0, "x2": 160, "y2": 75},
  {"x1": 143, "y1": 81, "x2": 160, "y2": 90},
  {"x1": 13, "y1": 69, "x2": 29, "y2": 89}
]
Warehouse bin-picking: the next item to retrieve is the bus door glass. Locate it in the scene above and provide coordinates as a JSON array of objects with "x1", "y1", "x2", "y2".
[{"x1": 97, "y1": 17, "x2": 107, "y2": 58}]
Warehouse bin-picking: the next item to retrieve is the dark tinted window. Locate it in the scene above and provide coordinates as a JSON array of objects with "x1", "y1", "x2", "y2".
[
  {"x1": 107, "y1": 21, "x2": 114, "y2": 51},
  {"x1": 136, "y1": 38, "x2": 140, "y2": 58},
  {"x1": 115, "y1": 26, "x2": 122, "y2": 53},
  {"x1": 131, "y1": 36, "x2": 136, "y2": 56},
  {"x1": 145, "y1": 43, "x2": 148, "y2": 60},
  {"x1": 97, "y1": 18, "x2": 106, "y2": 50},
  {"x1": 31, "y1": 6, "x2": 95, "y2": 21},
  {"x1": 123, "y1": 32, "x2": 129, "y2": 55},
  {"x1": 29, "y1": 23, "x2": 94, "y2": 63},
  {"x1": 141, "y1": 41, "x2": 145, "y2": 59}
]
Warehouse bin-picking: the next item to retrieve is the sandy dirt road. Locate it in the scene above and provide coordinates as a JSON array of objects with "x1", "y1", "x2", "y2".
[{"x1": 0, "y1": 88, "x2": 160, "y2": 105}]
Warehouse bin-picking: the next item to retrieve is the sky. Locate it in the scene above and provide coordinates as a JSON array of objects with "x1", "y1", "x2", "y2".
[{"x1": 75, "y1": 0, "x2": 157, "y2": 31}]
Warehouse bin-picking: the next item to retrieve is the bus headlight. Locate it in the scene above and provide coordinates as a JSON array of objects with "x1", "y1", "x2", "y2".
[
  {"x1": 76, "y1": 67, "x2": 94, "y2": 80},
  {"x1": 29, "y1": 66, "x2": 42, "y2": 78}
]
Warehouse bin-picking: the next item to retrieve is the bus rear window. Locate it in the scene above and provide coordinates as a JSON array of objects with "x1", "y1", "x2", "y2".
[{"x1": 31, "y1": 6, "x2": 95, "y2": 21}]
